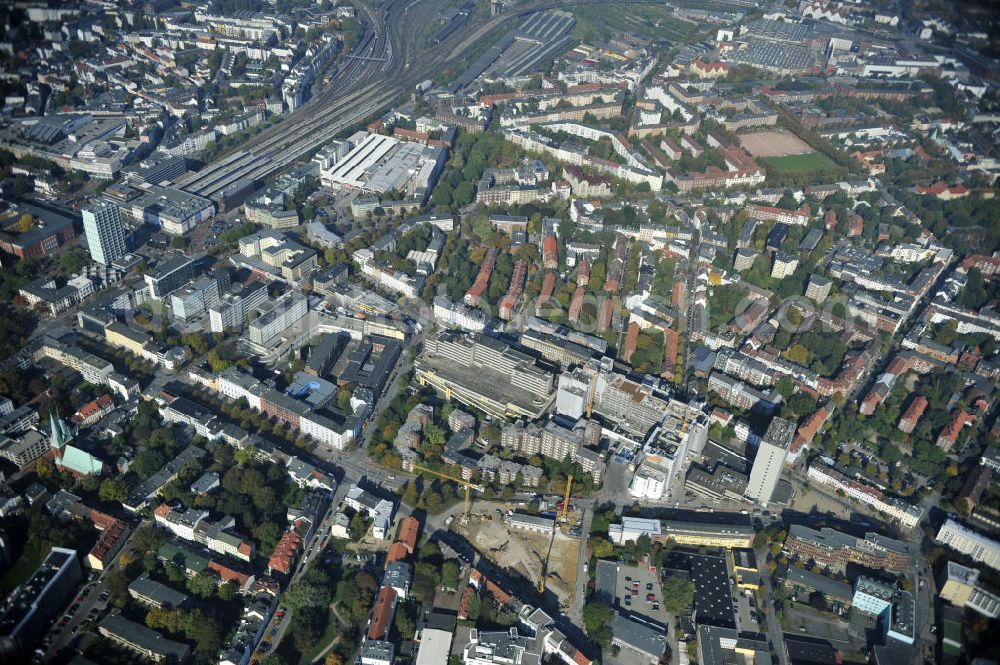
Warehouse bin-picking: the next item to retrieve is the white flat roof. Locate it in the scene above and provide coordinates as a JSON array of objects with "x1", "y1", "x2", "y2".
[
  {"x1": 325, "y1": 133, "x2": 399, "y2": 188},
  {"x1": 415, "y1": 628, "x2": 453, "y2": 665},
  {"x1": 620, "y1": 516, "x2": 662, "y2": 531}
]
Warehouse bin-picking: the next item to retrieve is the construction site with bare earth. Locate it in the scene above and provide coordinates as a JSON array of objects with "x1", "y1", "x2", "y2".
[{"x1": 453, "y1": 507, "x2": 582, "y2": 611}]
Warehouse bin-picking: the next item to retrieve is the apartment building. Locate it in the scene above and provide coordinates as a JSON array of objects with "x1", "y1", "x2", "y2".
[
  {"x1": 714, "y1": 349, "x2": 775, "y2": 386},
  {"x1": 806, "y1": 463, "x2": 923, "y2": 528},
  {"x1": 432, "y1": 296, "x2": 486, "y2": 332},
  {"x1": 153, "y1": 504, "x2": 255, "y2": 563},
  {"x1": 852, "y1": 576, "x2": 916, "y2": 645},
  {"x1": 82, "y1": 201, "x2": 127, "y2": 265},
  {"x1": 217, "y1": 368, "x2": 266, "y2": 410},
  {"x1": 745, "y1": 417, "x2": 794, "y2": 507},
  {"x1": 936, "y1": 519, "x2": 1000, "y2": 571},
  {"x1": 805, "y1": 274, "x2": 832, "y2": 302},
  {"x1": 97, "y1": 613, "x2": 190, "y2": 663},
  {"x1": 170, "y1": 274, "x2": 224, "y2": 321},
  {"x1": 708, "y1": 372, "x2": 782, "y2": 413},
  {"x1": 771, "y1": 251, "x2": 799, "y2": 279},
  {"x1": 940, "y1": 561, "x2": 1000, "y2": 618},
  {"x1": 353, "y1": 248, "x2": 422, "y2": 298},
  {"x1": 248, "y1": 293, "x2": 308, "y2": 347},
  {"x1": 144, "y1": 254, "x2": 196, "y2": 300},
  {"x1": 784, "y1": 525, "x2": 910, "y2": 573},
  {"x1": 0, "y1": 547, "x2": 82, "y2": 656},
  {"x1": 344, "y1": 486, "x2": 396, "y2": 540}
]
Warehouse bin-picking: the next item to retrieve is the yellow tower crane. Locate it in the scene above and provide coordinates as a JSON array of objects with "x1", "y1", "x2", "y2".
[
  {"x1": 586, "y1": 366, "x2": 598, "y2": 417},
  {"x1": 540, "y1": 473, "x2": 575, "y2": 594},
  {"x1": 538, "y1": 530, "x2": 556, "y2": 594},
  {"x1": 412, "y1": 464, "x2": 484, "y2": 525},
  {"x1": 561, "y1": 474, "x2": 573, "y2": 523}
]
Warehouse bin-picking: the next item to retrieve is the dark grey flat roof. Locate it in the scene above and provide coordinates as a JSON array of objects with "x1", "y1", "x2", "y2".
[
  {"x1": 610, "y1": 612, "x2": 667, "y2": 658},
  {"x1": 594, "y1": 559, "x2": 618, "y2": 605}
]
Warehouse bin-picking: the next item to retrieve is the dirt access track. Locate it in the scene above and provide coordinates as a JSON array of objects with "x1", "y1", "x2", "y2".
[{"x1": 739, "y1": 130, "x2": 814, "y2": 157}]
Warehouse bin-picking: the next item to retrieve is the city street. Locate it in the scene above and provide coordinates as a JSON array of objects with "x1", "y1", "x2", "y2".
[
  {"x1": 756, "y1": 545, "x2": 789, "y2": 665},
  {"x1": 252, "y1": 481, "x2": 350, "y2": 660},
  {"x1": 42, "y1": 525, "x2": 140, "y2": 661}
]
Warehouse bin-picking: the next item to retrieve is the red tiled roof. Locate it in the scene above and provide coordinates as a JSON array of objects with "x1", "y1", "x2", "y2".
[
  {"x1": 849, "y1": 213, "x2": 864, "y2": 236},
  {"x1": 568, "y1": 287, "x2": 585, "y2": 322},
  {"x1": 543, "y1": 235, "x2": 559, "y2": 261},
  {"x1": 268, "y1": 530, "x2": 303, "y2": 574},
  {"x1": 397, "y1": 516, "x2": 420, "y2": 554},
  {"x1": 623, "y1": 323, "x2": 640, "y2": 363},
  {"x1": 598, "y1": 298, "x2": 614, "y2": 330},
  {"x1": 478, "y1": 92, "x2": 521, "y2": 107},
  {"x1": 792, "y1": 406, "x2": 830, "y2": 451},
  {"x1": 539, "y1": 272, "x2": 556, "y2": 300},
  {"x1": 367, "y1": 586, "x2": 398, "y2": 640},
  {"x1": 900, "y1": 396, "x2": 928, "y2": 426},
  {"x1": 457, "y1": 586, "x2": 473, "y2": 620},
  {"x1": 691, "y1": 59, "x2": 729, "y2": 72},
  {"x1": 74, "y1": 395, "x2": 112, "y2": 420},
  {"x1": 860, "y1": 390, "x2": 881, "y2": 413},
  {"x1": 88, "y1": 516, "x2": 127, "y2": 566},
  {"x1": 671, "y1": 281, "x2": 686, "y2": 309},
  {"x1": 207, "y1": 560, "x2": 249, "y2": 587},
  {"x1": 661, "y1": 328, "x2": 679, "y2": 378},
  {"x1": 939, "y1": 410, "x2": 974, "y2": 444},
  {"x1": 465, "y1": 248, "x2": 499, "y2": 306},
  {"x1": 961, "y1": 254, "x2": 1000, "y2": 276},
  {"x1": 915, "y1": 180, "x2": 968, "y2": 197},
  {"x1": 386, "y1": 542, "x2": 409, "y2": 564},
  {"x1": 824, "y1": 209, "x2": 837, "y2": 228},
  {"x1": 886, "y1": 356, "x2": 913, "y2": 376},
  {"x1": 485, "y1": 579, "x2": 512, "y2": 606},
  {"x1": 564, "y1": 164, "x2": 612, "y2": 187},
  {"x1": 394, "y1": 127, "x2": 430, "y2": 143},
  {"x1": 89, "y1": 508, "x2": 119, "y2": 531}
]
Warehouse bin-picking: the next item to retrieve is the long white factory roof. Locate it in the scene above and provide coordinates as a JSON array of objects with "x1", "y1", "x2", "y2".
[{"x1": 324, "y1": 133, "x2": 399, "y2": 188}]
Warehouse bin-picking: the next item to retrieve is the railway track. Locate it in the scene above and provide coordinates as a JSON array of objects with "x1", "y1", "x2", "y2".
[{"x1": 203, "y1": 0, "x2": 678, "y2": 180}]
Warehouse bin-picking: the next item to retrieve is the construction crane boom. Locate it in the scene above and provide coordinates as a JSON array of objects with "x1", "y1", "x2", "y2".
[
  {"x1": 541, "y1": 472, "x2": 576, "y2": 594},
  {"x1": 412, "y1": 464, "x2": 484, "y2": 525},
  {"x1": 586, "y1": 366, "x2": 598, "y2": 417},
  {"x1": 561, "y1": 474, "x2": 573, "y2": 522}
]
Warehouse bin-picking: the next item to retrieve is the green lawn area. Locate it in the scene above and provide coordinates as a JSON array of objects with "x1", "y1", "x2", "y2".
[
  {"x1": 138, "y1": 299, "x2": 168, "y2": 315},
  {"x1": 298, "y1": 608, "x2": 342, "y2": 665},
  {"x1": 943, "y1": 619, "x2": 963, "y2": 657},
  {"x1": 762, "y1": 152, "x2": 836, "y2": 174}
]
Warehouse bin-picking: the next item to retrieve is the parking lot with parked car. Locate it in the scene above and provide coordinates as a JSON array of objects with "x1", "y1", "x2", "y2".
[{"x1": 615, "y1": 563, "x2": 671, "y2": 626}]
